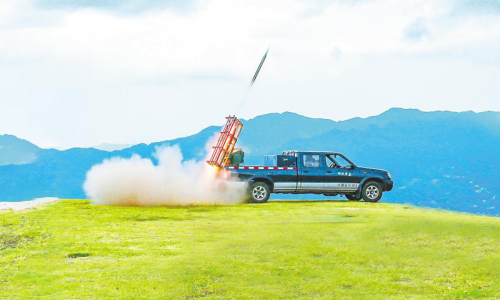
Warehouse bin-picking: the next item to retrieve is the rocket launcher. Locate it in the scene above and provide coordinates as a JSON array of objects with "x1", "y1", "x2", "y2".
[
  {"x1": 206, "y1": 116, "x2": 243, "y2": 169},
  {"x1": 206, "y1": 49, "x2": 268, "y2": 169}
]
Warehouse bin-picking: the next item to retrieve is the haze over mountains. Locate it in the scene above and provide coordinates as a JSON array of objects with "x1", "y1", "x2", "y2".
[{"x1": 1, "y1": 108, "x2": 499, "y2": 216}]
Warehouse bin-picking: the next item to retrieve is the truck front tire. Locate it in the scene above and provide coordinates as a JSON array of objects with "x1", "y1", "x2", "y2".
[
  {"x1": 362, "y1": 181, "x2": 383, "y2": 202},
  {"x1": 248, "y1": 182, "x2": 270, "y2": 203}
]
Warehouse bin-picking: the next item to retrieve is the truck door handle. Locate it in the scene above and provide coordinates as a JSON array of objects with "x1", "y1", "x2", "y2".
[
  {"x1": 304, "y1": 170, "x2": 309, "y2": 173},
  {"x1": 326, "y1": 171, "x2": 332, "y2": 174}
]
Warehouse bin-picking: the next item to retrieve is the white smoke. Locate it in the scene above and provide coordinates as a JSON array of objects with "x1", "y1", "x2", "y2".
[{"x1": 83, "y1": 145, "x2": 245, "y2": 206}]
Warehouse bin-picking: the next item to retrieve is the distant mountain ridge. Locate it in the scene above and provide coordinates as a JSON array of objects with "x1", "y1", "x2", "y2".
[
  {"x1": 0, "y1": 108, "x2": 499, "y2": 216},
  {"x1": 92, "y1": 143, "x2": 134, "y2": 151},
  {"x1": 0, "y1": 135, "x2": 41, "y2": 166}
]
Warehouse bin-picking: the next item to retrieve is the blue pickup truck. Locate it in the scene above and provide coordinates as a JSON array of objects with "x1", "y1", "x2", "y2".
[{"x1": 225, "y1": 151, "x2": 393, "y2": 203}]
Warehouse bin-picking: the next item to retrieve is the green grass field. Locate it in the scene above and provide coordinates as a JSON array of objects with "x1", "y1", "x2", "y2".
[{"x1": 1, "y1": 200, "x2": 500, "y2": 299}]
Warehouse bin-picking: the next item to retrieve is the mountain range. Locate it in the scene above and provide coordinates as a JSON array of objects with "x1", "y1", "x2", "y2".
[{"x1": 1, "y1": 108, "x2": 499, "y2": 216}]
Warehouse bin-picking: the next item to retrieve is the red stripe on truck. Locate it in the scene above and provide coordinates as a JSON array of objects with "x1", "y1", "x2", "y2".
[{"x1": 227, "y1": 166, "x2": 298, "y2": 170}]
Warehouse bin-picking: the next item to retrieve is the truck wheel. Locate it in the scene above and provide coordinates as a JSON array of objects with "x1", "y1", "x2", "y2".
[
  {"x1": 362, "y1": 181, "x2": 383, "y2": 202},
  {"x1": 248, "y1": 182, "x2": 270, "y2": 203},
  {"x1": 346, "y1": 194, "x2": 361, "y2": 201}
]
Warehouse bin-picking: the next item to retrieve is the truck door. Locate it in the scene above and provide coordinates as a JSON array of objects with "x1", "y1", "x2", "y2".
[
  {"x1": 298, "y1": 153, "x2": 326, "y2": 192},
  {"x1": 323, "y1": 154, "x2": 361, "y2": 193}
]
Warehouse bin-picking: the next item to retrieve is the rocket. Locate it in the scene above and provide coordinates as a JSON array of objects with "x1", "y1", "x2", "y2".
[{"x1": 250, "y1": 48, "x2": 269, "y2": 86}]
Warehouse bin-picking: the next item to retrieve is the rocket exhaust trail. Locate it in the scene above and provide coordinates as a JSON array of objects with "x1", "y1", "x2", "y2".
[{"x1": 236, "y1": 47, "x2": 269, "y2": 115}]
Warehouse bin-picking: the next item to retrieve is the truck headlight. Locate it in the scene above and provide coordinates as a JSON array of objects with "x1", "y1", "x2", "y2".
[{"x1": 387, "y1": 172, "x2": 391, "y2": 179}]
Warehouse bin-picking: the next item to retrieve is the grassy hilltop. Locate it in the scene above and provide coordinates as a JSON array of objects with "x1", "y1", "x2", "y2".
[{"x1": 1, "y1": 200, "x2": 500, "y2": 299}]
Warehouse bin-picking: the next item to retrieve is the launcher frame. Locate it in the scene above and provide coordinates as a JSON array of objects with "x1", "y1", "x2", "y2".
[{"x1": 206, "y1": 116, "x2": 243, "y2": 169}]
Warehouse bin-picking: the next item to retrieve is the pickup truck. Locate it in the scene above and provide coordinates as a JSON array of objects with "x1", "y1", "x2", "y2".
[{"x1": 225, "y1": 151, "x2": 393, "y2": 203}]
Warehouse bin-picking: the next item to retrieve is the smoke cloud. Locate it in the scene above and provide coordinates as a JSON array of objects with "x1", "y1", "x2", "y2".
[{"x1": 83, "y1": 145, "x2": 245, "y2": 206}]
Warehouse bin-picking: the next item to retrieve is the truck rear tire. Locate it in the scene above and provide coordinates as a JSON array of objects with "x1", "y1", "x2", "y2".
[
  {"x1": 362, "y1": 181, "x2": 383, "y2": 202},
  {"x1": 248, "y1": 182, "x2": 270, "y2": 203}
]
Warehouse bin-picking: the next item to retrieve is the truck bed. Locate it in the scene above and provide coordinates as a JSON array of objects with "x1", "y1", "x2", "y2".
[
  {"x1": 228, "y1": 166, "x2": 296, "y2": 170},
  {"x1": 226, "y1": 166, "x2": 298, "y2": 192}
]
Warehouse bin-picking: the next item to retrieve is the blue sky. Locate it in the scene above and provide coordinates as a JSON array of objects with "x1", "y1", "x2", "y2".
[{"x1": 0, "y1": 0, "x2": 499, "y2": 148}]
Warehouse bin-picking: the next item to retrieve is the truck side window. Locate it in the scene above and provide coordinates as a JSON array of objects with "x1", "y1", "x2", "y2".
[{"x1": 303, "y1": 154, "x2": 320, "y2": 168}]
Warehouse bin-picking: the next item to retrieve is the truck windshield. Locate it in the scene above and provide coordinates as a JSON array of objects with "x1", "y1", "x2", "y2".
[{"x1": 326, "y1": 154, "x2": 351, "y2": 168}]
